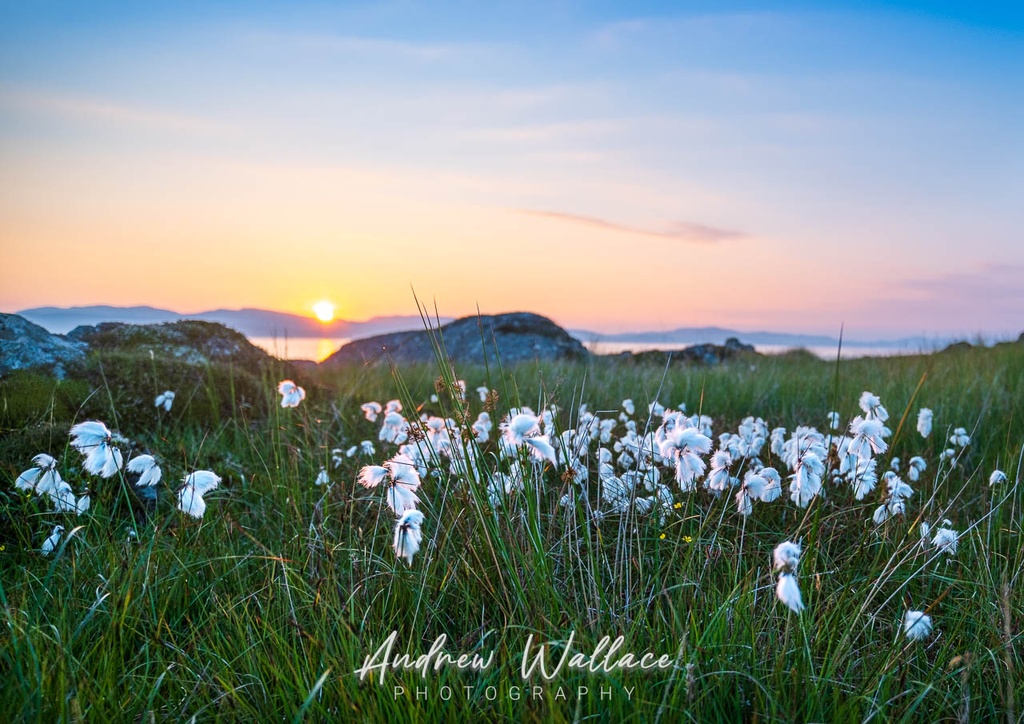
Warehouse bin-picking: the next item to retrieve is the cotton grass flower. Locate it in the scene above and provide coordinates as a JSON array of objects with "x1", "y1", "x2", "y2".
[
  {"x1": 41, "y1": 525, "x2": 65, "y2": 556},
  {"x1": 154, "y1": 390, "x2": 175, "y2": 411},
  {"x1": 178, "y1": 471, "x2": 221, "y2": 518},
  {"x1": 826, "y1": 411, "x2": 840, "y2": 430},
  {"x1": 315, "y1": 468, "x2": 331, "y2": 486},
  {"x1": 873, "y1": 472, "x2": 914, "y2": 525},
  {"x1": 499, "y1": 413, "x2": 557, "y2": 464},
  {"x1": 69, "y1": 420, "x2": 124, "y2": 478},
  {"x1": 907, "y1": 456, "x2": 927, "y2": 482},
  {"x1": 49, "y1": 482, "x2": 77, "y2": 512},
  {"x1": 858, "y1": 391, "x2": 889, "y2": 422},
  {"x1": 917, "y1": 408, "x2": 933, "y2": 438},
  {"x1": 360, "y1": 401, "x2": 382, "y2": 422},
  {"x1": 989, "y1": 469, "x2": 1007, "y2": 486},
  {"x1": 379, "y1": 411, "x2": 408, "y2": 444},
  {"x1": 472, "y1": 412, "x2": 493, "y2": 442},
  {"x1": 776, "y1": 574, "x2": 805, "y2": 614},
  {"x1": 788, "y1": 452, "x2": 824, "y2": 508},
  {"x1": 14, "y1": 455, "x2": 76, "y2": 512},
  {"x1": 659, "y1": 426, "x2": 713, "y2": 491},
  {"x1": 277, "y1": 380, "x2": 306, "y2": 408},
  {"x1": 705, "y1": 450, "x2": 734, "y2": 492},
  {"x1": 126, "y1": 454, "x2": 162, "y2": 487},
  {"x1": 15, "y1": 454, "x2": 63, "y2": 496},
  {"x1": 382, "y1": 454, "x2": 421, "y2": 515},
  {"x1": 849, "y1": 458, "x2": 878, "y2": 501},
  {"x1": 773, "y1": 541, "x2": 802, "y2": 571},
  {"x1": 949, "y1": 427, "x2": 970, "y2": 447},
  {"x1": 847, "y1": 417, "x2": 888, "y2": 459},
  {"x1": 393, "y1": 509, "x2": 425, "y2": 565},
  {"x1": 931, "y1": 525, "x2": 959, "y2": 555},
  {"x1": 903, "y1": 610, "x2": 933, "y2": 641}
]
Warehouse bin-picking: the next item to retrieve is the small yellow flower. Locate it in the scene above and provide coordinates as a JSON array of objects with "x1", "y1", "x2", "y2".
[
  {"x1": 659, "y1": 533, "x2": 666, "y2": 540},
  {"x1": 673, "y1": 502, "x2": 682, "y2": 509},
  {"x1": 683, "y1": 536, "x2": 693, "y2": 543}
]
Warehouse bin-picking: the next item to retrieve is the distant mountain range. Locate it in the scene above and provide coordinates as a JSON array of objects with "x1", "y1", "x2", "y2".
[
  {"x1": 15, "y1": 305, "x2": 452, "y2": 340},
  {"x1": 14, "y1": 305, "x2": 955, "y2": 351},
  {"x1": 569, "y1": 326, "x2": 948, "y2": 350}
]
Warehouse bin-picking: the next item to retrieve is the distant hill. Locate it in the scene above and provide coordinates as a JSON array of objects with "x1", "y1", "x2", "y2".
[
  {"x1": 13, "y1": 305, "x2": 958, "y2": 352},
  {"x1": 570, "y1": 326, "x2": 949, "y2": 351},
  {"x1": 16, "y1": 305, "x2": 450, "y2": 339}
]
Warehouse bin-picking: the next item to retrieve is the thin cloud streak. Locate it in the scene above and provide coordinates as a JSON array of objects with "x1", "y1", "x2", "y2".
[
  {"x1": 518, "y1": 209, "x2": 746, "y2": 243},
  {"x1": 0, "y1": 88, "x2": 223, "y2": 135}
]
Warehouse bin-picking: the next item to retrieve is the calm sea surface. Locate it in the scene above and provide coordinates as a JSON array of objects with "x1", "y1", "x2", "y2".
[
  {"x1": 248, "y1": 336, "x2": 927, "y2": 363},
  {"x1": 249, "y1": 337, "x2": 352, "y2": 362}
]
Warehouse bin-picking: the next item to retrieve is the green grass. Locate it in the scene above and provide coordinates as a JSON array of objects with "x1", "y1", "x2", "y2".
[{"x1": 1, "y1": 341, "x2": 1022, "y2": 722}]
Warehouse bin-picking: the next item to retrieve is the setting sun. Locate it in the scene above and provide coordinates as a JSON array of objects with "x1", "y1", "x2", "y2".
[{"x1": 312, "y1": 300, "x2": 335, "y2": 323}]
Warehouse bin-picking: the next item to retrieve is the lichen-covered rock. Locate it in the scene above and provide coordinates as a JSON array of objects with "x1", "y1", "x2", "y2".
[
  {"x1": 0, "y1": 313, "x2": 86, "y2": 378},
  {"x1": 65, "y1": 320, "x2": 299, "y2": 430},
  {"x1": 607, "y1": 337, "x2": 757, "y2": 366},
  {"x1": 67, "y1": 320, "x2": 276, "y2": 369},
  {"x1": 322, "y1": 312, "x2": 589, "y2": 367}
]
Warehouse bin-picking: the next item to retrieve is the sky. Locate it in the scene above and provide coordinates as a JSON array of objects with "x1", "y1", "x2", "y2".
[{"x1": 1, "y1": 1, "x2": 1021, "y2": 340}]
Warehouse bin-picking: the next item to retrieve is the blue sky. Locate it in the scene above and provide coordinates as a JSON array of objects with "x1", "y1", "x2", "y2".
[{"x1": 1, "y1": 1, "x2": 1021, "y2": 339}]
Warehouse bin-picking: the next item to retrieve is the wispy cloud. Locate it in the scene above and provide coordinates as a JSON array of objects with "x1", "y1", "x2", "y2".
[
  {"x1": 518, "y1": 209, "x2": 745, "y2": 243},
  {"x1": 853, "y1": 263, "x2": 1024, "y2": 337},
  {"x1": 0, "y1": 88, "x2": 222, "y2": 134},
  {"x1": 900, "y1": 263, "x2": 1024, "y2": 303}
]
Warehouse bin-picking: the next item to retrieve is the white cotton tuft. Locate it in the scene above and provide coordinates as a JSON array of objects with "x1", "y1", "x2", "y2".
[
  {"x1": 41, "y1": 525, "x2": 65, "y2": 556},
  {"x1": 916, "y1": 408, "x2": 933, "y2": 438},
  {"x1": 524, "y1": 435, "x2": 558, "y2": 464},
  {"x1": 903, "y1": 610, "x2": 933, "y2": 641},
  {"x1": 931, "y1": 526, "x2": 959, "y2": 555},
  {"x1": 357, "y1": 465, "x2": 389, "y2": 489},
  {"x1": 127, "y1": 454, "x2": 162, "y2": 487},
  {"x1": 773, "y1": 541, "x2": 802, "y2": 571},
  {"x1": 69, "y1": 420, "x2": 113, "y2": 451},
  {"x1": 393, "y1": 510, "x2": 425, "y2": 565},
  {"x1": 16, "y1": 454, "x2": 63, "y2": 496},
  {"x1": 178, "y1": 470, "x2": 221, "y2": 518},
  {"x1": 83, "y1": 443, "x2": 123, "y2": 478},
  {"x1": 360, "y1": 401, "x2": 382, "y2": 422},
  {"x1": 858, "y1": 391, "x2": 889, "y2": 422},
  {"x1": 277, "y1": 380, "x2": 306, "y2": 408},
  {"x1": 776, "y1": 574, "x2": 805, "y2": 614},
  {"x1": 154, "y1": 390, "x2": 175, "y2": 411},
  {"x1": 387, "y1": 485, "x2": 420, "y2": 516}
]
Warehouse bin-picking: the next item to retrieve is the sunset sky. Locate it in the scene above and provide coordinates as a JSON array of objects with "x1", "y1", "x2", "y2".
[{"x1": 1, "y1": 1, "x2": 1021, "y2": 340}]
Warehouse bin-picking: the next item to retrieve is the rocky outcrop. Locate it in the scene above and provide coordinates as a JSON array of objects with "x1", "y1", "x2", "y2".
[
  {"x1": 67, "y1": 320, "x2": 278, "y2": 370},
  {"x1": 0, "y1": 313, "x2": 86, "y2": 378},
  {"x1": 605, "y1": 337, "x2": 757, "y2": 366},
  {"x1": 322, "y1": 312, "x2": 589, "y2": 367}
]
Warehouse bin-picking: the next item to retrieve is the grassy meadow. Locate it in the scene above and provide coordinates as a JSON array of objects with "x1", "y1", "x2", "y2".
[{"x1": 1, "y1": 337, "x2": 1022, "y2": 722}]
